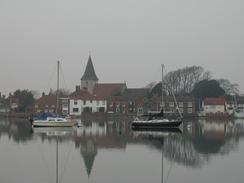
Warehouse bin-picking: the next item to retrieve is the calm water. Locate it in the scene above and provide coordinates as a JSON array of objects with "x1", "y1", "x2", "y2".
[{"x1": 0, "y1": 117, "x2": 244, "y2": 183}]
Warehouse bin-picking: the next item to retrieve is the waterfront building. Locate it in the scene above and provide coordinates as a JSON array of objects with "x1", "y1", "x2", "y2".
[
  {"x1": 34, "y1": 92, "x2": 68, "y2": 115},
  {"x1": 69, "y1": 56, "x2": 126, "y2": 116},
  {"x1": 146, "y1": 95, "x2": 196, "y2": 117},
  {"x1": 107, "y1": 88, "x2": 149, "y2": 115},
  {"x1": 201, "y1": 97, "x2": 229, "y2": 117}
]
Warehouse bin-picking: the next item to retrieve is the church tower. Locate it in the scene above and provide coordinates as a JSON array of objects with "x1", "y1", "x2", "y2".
[{"x1": 81, "y1": 55, "x2": 99, "y2": 94}]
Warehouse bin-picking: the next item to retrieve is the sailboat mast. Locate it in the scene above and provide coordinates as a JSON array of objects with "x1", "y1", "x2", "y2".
[
  {"x1": 56, "y1": 61, "x2": 60, "y2": 114},
  {"x1": 161, "y1": 64, "x2": 164, "y2": 110}
]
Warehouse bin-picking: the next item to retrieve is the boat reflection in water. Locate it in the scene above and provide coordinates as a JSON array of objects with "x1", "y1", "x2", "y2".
[
  {"x1": 131, "y1": 125, "x2": 183, "y2": 183},
  {"x1": 1, "y1": 117, "x2": 244, "y2": 183}
]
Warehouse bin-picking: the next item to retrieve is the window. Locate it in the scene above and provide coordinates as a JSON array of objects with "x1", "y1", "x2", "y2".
[
  {"x1": 96, "y1": 101, "x2": 100, "y2": 105},
  {"x1": 45, "y1": 104, "x2": 49, "y2": 108},
  {"x1": 74, "y1": 100, "x2": 78, "y2": 105},
  {"x1": 122, "y1": 106, "x2": 126, "y2": 113},
  {"x1": 73, "y1": 108, "x2": 79, "y2": 112},
  {"x1": 49, "y1": 109, "x2": 54, "y2": 113},
  {"x1": 90, "y1": 100, "x2": 93, "y2": 103},
  {"x1": 62, "y1": 98, "x2": 68, "y2": 103},
  {"x1": 179, "y1": 108, "x2": 183, "y2": 113},
  {"x1": 188, "y1": 102, "x2": 192, "y2": 107},
  {"x1": 63, "y1": 104, "x2": 68, "y2": 108},
  {"x1": 102, "y1": 100, "x2": 106, "y2": 105},
  {"x1": 169, "y1": 102, "x2": 174, "y2": 107},
  {"x1": 83, "y1": 100, "x2": 86, "y2": 105},
  {"x1": 179, "y1": 102, "x2": 183, "y2": 107},
  {"x1": 161, "y1": 102, "x2": 165, "y2": 107},
  {"x1": 188, "y1": 108, "x2": 192, "y2": 114},
  {"x1": 138, "y1": 107, "x2": 143, "y2": 114},
  {"x1": 51, "y1": 105, "x2": 55, "y2": 108},
  {"x1": 116, "y1": 104, "x2": 120, "y2": 112}
]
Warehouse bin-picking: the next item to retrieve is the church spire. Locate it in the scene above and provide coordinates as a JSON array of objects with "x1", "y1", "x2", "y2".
[{"x1": 81, "y1": 55, "x2": 98, "y2": 81}]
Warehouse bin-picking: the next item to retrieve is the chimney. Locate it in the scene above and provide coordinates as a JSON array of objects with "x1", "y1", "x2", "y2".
[
  {"x1": 76, "y1": 85, "x2": 80, "y2": 92},
  {"x1": 42, "y1": 92, "x2": 45, "y2": 97}
]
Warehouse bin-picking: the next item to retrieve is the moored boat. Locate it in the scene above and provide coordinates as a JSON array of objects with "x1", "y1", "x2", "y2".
[
  {"x1": 30, "y1": 61, "x2": 76, "y2": 128},
  {"x1": 131, "y1": 64, "x2": 182, "y2": 129},
  {"x1": 30, "y1": 113, "x2": 76, "y2": 127},
  {"x1": 131, "y1": 115, "x2": 182, "y2": 129}
]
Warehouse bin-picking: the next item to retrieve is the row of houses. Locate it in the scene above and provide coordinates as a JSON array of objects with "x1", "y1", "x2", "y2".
[
  {"x1": 2, "y1": 56, "x2": 244, "y2": 118},
  {"x1": 32, "y1": 56, "x2": 244, "y2": 118}
]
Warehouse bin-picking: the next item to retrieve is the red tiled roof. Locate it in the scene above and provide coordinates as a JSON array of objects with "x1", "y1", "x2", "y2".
[
  {"x1": 70, "y1": 90, "x2": 97, "y2": 100},
  {"x1": 204, "y1": 98, "x2": 225, "y2": 105},
  {"x1": 36, "y1": 94, "x2": 57, "y2": 106},
  {"x1": 94, "y1": 83, "x2": 126, "y2": 99},
  {"x1": 122, "y1": 88, "x2": 149, "y2": 100},
  {"x1": 70, "y1": 83, "x2": 126, "y2": 100}
]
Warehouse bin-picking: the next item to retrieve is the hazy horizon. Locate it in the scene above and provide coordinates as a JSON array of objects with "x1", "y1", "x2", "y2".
[{"x1": 0, "y1": 0, "x2": 243, "y2": 95}]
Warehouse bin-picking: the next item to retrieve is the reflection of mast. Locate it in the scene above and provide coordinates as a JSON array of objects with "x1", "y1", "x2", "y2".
[
  {"x1": 161, "y1": 139, "x2": 164, "y2": 183},
  {"x1": 56, "y1": 136, "x2": 58, "y2": 183}
]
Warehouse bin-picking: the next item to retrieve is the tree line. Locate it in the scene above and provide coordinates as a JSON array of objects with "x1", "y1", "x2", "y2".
[{"x1": 149, "y1": 65, "x2": 240, "y2": 99}]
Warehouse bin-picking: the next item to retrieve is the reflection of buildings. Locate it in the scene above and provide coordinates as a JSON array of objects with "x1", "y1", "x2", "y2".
[
  {"x1": 74, "y1": 121, "x2": 127, "y2": 149},
  {"x1": 2, "y1": 117, "x2": 244, "y2": 173},
  {"x1": 74, "y1": 120, "x2": 129, "y2": 177},
  {"x1": 199, "y1": 120, "x2": 228, "y2": 140},
  {"x1": 185, "y1": 119, "x2": 244, "y2": 156},
  {"x1": 131, "y1": 119, "x2": 244, "y2": 168},
  {"x1": 0, "y1": 118, "x2": 33, "y2": 142}
]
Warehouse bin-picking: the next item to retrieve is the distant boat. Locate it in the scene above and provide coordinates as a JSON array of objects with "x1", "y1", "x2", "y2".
[
  {"x1": 30, "y1": 61, "x2": 76, "y2": 127},
  {"x1": 131, "y1": 65, "x2": 182, "y2": 129}
]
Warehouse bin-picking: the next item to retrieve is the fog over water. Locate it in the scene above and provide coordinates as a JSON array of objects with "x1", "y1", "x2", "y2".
[{"x1": 0, "y1": 0, "x2": 243, "y2": 94}]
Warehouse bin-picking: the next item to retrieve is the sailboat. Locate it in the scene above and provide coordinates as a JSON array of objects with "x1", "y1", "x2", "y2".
[
  {"x1": 131, "y1": 64, "x2": 182, "y2": 129},
  {"x1": 30, "y1": 61, "x2": 76, "y2": 127}
]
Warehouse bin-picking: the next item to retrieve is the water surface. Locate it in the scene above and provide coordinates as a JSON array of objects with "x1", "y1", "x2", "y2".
[{"x1": 0, "y1": 118, "x2": 244, "y2": 183}]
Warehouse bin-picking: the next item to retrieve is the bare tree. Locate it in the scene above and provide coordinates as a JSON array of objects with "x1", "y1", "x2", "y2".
[{"x1": 163, "y1": 66, "x2": 211, "y2": 95}]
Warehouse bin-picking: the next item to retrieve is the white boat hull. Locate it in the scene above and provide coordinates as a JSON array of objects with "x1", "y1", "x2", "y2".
[{"x1": 33, "y1": 121, "x2": 76, "y2": 127}]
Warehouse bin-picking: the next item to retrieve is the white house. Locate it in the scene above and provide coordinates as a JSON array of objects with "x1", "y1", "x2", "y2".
[
  {"x1": 69, "y1": 56, "x2": 126, "y2": 116},
  {"x1": 70, "y1": 93, "x2": 107, "y2": 116},
  {"x1": 202, "y1": 98, "x2": 227, "y2": 117}
]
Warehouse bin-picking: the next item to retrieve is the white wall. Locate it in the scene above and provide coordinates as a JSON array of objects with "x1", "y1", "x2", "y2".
[
  {"x1": 69, "y1": 99, "x2": 107, "y2": 116},
  {"x1": 204, "y1": 105, "x2": 225, "y2": 113}
]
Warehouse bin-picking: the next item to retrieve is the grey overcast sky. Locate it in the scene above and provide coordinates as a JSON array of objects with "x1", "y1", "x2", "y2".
[{"x1": 0, "y1": 0, "x2": 243, "y2": 95}]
